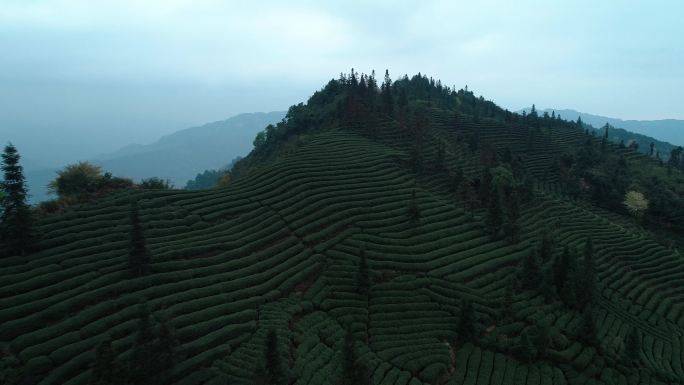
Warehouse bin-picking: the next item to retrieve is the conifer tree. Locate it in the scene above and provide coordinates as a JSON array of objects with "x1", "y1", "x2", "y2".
[
  {"x1": 517, "y1": 329, "x2": 537, "y2": 362},
  {"x1": 502, "y1": 188, "x2": 520, "y2": 243},
  {"x1": 153, "y1": 318, "x2": 180, "y2": 373},
  {"x1": 478, "y1": 167, "x2": 493, "y2": 206},
  {"x1": 381, "y1": 69, "x2": 393, "y2": 116},
  {"x1": 579, "y1": 238, "x2": 595, "y2": 306},
  {"x1": 485, "y1": 187, "x2": 503, "y2": 236},
  {"x1": 624, "y1": 327, "x2": 641, "y2": 364},
  {"x1": 520, "y1": 248, "x2": 541, "y2": 290},
  {"x1": 457, "y1": 299, "x2": 477, "y2": 343},
  {"x1": 128, "y1": 201, "x2": 151, "y2": 276},
  {"x1": 407, "y1": 189, "x2": 420, "y2": 224},
  {"x1": 341, "y1": 329, "x2": 370, "y2": 385},
  {"x1": 357, "y1": 246, "x2": 370, "y2": 295},
  {"x1": 553, "y1": 246, "x2": 578, "y2": 308},
  {"x1": 260, "y1": 329, "x2": 287, "y2": 385},
  {"x1": 577, "y1": 307, "x2": 597, "y2": 346},
  {"x1": 539, "y1": 229, "x2": 554, "y2": 262},
  {"x1": 1, "y1": 143, "x2": 33, "y2": 256},
  {"x1": 90, "y1": 337, "x2": 123, "y2": 385},
  {"x1": 128, "y1": 303, "x2": 156, "y2": 384}
]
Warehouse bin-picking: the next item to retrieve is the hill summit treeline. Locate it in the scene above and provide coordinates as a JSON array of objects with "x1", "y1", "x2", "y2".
[
  {"x1": 0, "y1": 70, "x2": 683, "y2": 385},
  {"x1": 236, "y1": 69, "x2": 684, "y2": 238}
]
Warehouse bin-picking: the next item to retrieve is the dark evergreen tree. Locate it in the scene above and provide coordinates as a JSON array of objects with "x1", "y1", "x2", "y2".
[
  {"x1": 1, "y1": 143, "x2": 33, "y2": 256},
  {"x1": 516, "y1": 329, "x2": 537, "y2": 362},
  {"x1": 381, "y1": 69, "x2": 394, "y2": 116},
  {"x1": 577, "y1": 307, "x2": 597, "y2": 345},
  {"x1": 436, "y1": 141, "x2": 446, "y2": 170},
  {"x1": 502, "y1": 188, "x2": 520, "y2": 243},
  {"x1": 263, "y1": 329, "x2": 287, "y2": 385},
  {"x1": 478, "y1": 167, "x2": 493, "y2": 206},
  {"x1": 500, "y1": 279, "x2": 514, "y2": 322},
  {"x1": 485, "y1": 187, "x2": 503, "y2": 236},
  {"x1": 357, "y1": 246, "x2": 370, "y2": 295},
  {"x1": 89, "y1": 337, "x2": 123, "y2": 385},
  {"x1": 539, "y1": 229, "x2": 554, "y2": 262},
  {"x1": 624, "y1": 327, "x2": 641, "y2": 365},
  {"x1": 552, "y1": 246, "x2": 578, "y2": 308},
  {"x1": 533, "y1": 322, "x2": 551, "y2": 359},
  {"x1": 520, "y1": 248, "x2": 541, "y2": 290},
  {"x1": 579, "y1": 238, "x2": 595, "y2": 306},
  {"x1": 152, "y1": 318, "x2": 180, "y2": 374},
  {"x1": 457, "y1": 299, "x2": 477, "y2": 343},
  {"x1": 127, "y1": 304, "x2": 156, "y2": 384},
  {"x1": 407, "y1": 189, "x2": 420, "y2": 224},
  {"x1": 341, "y1": 329, "x2": 370, "y2": 385},
  {"x1": 128, "y1": 201, "x2": 151, "y2": 276}
]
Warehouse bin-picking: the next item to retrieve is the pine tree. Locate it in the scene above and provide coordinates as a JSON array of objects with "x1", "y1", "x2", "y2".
[
  {"x1": 517, "y1": 329, "x2": 537, "y2": 362},
  {"x1": 478, "y1": 167, "x2": 493, "y2": 206},
  {"x1": 579, "y1": 238, "x2": 595, "y2": 306},
  {"x1": 553, "y1": 246, "x2": 578, "y2": 308},
  {"x1": 90, "y1": 337, "x2": 123, "y2": 385},
  {"x1": 539, "y1": 229, "x2": 554, "y2": 262},
  {"x1": 520, "y1": 248, "x2": 541, "y2": 290},
  {"x1": 152, "y1": 318, "x2": 180, "y2": 374},
  {"x1": 264, "y1": 329, "x2": 287, "y2": 385},
  {"x1": 128, "y1": 201, "x2": 151, "y2": 276},
  {"x1": 577, "y1": 307, "x2": 597, "y2": 345},
  {"x1": 341, "y1": 329, "x2": 370, "y2": 385},
  {"x1": 457, "y1": 299, "x2": 477, "y2": 343},
  {"x1": 485, "y1": 187, "x2": 503, "y2": 236},
  {"x1": 502, "y1": 188, "x2": 520, "y2": 243},
  {"x1": 624, "y1": 327, "x2": 641, "y2": 364},
  {"x1": 381, "y1": 69, "x2": 394, "y2": 116},
  {"x1": 1, "y1": 143, "x2": 33, "y2": 256},
  {"x1": 407, "y1": 189, "x2": 420, "y2": 224},
  {"x1": 357, "y1": 246, "x2": 370, "y2": 295},
  {"x1": 128, "y1": 304, "x2": 156, "y2": 384}
]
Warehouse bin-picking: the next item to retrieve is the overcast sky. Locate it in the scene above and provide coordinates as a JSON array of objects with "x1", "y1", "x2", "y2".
[{"x1": 1, "y1": 0, "x2": 683, "y2": 167}]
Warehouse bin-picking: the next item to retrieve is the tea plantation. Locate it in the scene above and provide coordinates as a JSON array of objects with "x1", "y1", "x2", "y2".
[{"x1": 1, "y1": 73, "x2": 683, "y2": 384}]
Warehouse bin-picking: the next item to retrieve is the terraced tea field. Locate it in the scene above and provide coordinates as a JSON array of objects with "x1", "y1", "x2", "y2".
[{"x1": 2, "y1": 110, "x2": 683, "y2": 384}]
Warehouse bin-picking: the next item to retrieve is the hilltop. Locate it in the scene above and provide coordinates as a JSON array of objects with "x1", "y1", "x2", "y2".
[{"x1": 1, "y1": 72, "x2": 684, "y2": 385}]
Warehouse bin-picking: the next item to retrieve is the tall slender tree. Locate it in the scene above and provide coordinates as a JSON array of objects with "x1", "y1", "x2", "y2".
[
  {"x1": 457, "y1": 299, "x2": 477, "y2": 343},
  {"x1": 624, "y1": 327, "x2": 641, "y2": 365},
  {"x1": 1, "y1": 143, "x2": 33, "y2": 256},
  {"x1": 128, "y1": 200, "x2": 151, "y2": 276},
  {"x1": 357, "y1": 246, "x2": 370, "y2": 295},
  {"x1": 341, "y1": 329, "x2": 370, "y2": 385},
  {"x1": 89, "y1": 337, "x2": 123, "y2": 385},
  {"x1": 381, "y1": 69, "x2": 394, "y2": 116}
]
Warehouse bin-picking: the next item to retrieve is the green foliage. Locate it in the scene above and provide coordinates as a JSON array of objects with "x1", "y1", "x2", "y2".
[
  {"x1": 128, "y1": 201, "x2": 151, "y2": 276},
  {"x1": 624, "y1": 328, "x2": 641, "y2": 365},
  {"x1": 485, "y1": 187, "x2": 503, "y2": 237},
  {"x1": 48, "y1": 161, "x2": 135, "y2": 203},
  {"x1": 356, "y1": 246, "x2": 370, "y2": 295},
  {"x1": 1, "y1": 143, "x2": 34, "y2": 256},
  {"x1": 89, "y1": 337, "x2": 123, "y2": 385},
  {"x1": 341, "y1": 329, "x2": 370, "y2": 385},
  {"x1": 139, "y1": 177, "x2": 173, "y2": 190},
  {"x1": 457, "y1": 299, "x2": 477, "y2": 343}
]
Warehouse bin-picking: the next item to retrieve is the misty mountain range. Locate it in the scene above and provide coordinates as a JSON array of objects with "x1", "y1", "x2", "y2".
[
  {"x1": 19, "y1": 108, "x2": 683, "y2": 204},
  {"x1": 23, "y1": 111, "x2": 285, "y2": 203}
]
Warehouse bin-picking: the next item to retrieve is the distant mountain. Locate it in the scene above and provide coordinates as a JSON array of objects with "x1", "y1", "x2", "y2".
[
  {"x1": 519, "y1": 107, "x2": 683, "y2": 158},
  {"x1": 24, "y1": 111, "x2": 285, "y2": 203}
]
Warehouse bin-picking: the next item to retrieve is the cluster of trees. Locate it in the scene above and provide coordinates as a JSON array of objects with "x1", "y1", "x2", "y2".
[
  {"x1": 36, "y1": 162, "x2": 172, "y2": 215},
  {"x1": 185, "y1": 156, "x2": 242, "y2": 190},
  {"x1": 1, "y1": 143, "x2": 165, "y2": 258}
]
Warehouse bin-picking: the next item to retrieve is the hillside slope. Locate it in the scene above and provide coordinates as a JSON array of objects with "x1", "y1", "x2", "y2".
[{"x1": 1, "y1": 74, "x2": 683, "y2": 385}]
